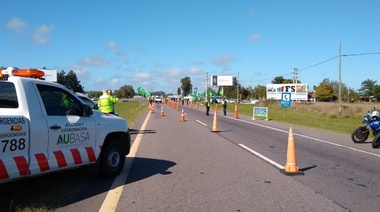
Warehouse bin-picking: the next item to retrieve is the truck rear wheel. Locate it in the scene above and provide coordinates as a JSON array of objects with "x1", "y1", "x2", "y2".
[{"x1": 100, "y1": 142, "x2": 125, "y2": 178}]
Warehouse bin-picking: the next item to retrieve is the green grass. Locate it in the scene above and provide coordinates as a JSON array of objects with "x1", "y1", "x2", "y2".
[
  {"x1": 115, "y1": 99, "x2": 149, "y2": 128},
  {"x1": 209, "y1": 101, "x2": 378, "y2": 136}
]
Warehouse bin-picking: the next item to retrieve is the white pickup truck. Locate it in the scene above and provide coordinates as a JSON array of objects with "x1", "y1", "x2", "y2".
[{"x1": 0, "y1": 67, "x2": 130, "y2": 184}]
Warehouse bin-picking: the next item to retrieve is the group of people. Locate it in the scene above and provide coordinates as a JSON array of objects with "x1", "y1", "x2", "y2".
[
  {"x1": 205, "y1": 98, "x2": 227, "y2": 116},
  {"x1": 98, "y1": 89, "x2": 119, "y2": 114},
  {"x1": 97, "y1": 90, "x2": 231, "y2": 117}
]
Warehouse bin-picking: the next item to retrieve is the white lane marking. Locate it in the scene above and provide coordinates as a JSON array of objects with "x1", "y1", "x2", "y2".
[
  {"x1": 225, "y1": 116, "x2": 380, "y2": 159},
  {"x1": 239, "y1": 144, "x2": 285, "y2": 169},
  {"x1": 196, "y1": 120, "x2": 207, "y2": 127},
  {"x1": 99, "y1": 112, "x2": 151, "y2": 212}
]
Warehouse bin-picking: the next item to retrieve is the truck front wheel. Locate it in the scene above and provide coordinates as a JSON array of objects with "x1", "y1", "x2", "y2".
[{"x1": 100, "y1": 142, "x2": 125, "y2": 178}]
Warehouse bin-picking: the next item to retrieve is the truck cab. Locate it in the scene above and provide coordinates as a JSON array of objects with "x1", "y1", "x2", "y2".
[{"x1": 0, "y1": 67, "x2": 130, "y2": 184}]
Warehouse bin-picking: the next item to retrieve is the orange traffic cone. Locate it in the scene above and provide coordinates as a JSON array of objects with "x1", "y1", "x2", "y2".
[
  {"x1": 180, "y1": 109, "x2": 186, "y2": 122},
  {"x1": 150, "y1": 103, "x2": 155, "y2": 113},
  {"x1": 234, "y1": 104, "x2": 238, "y2": 119},
  {"x1": 211, "y1": 104, "x2": 219, "y2": 132},
  {"x1": 281, "y1": 127, "x2": 304, "y2": 175},
  {"x1": 160, "y1": 107, "x2": 165, "y2": 117},
  {"x1": 176, "y1": 101, "x2": 179, "y2": 111}
]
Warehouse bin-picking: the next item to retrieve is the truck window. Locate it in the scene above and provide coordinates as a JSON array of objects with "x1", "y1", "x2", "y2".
[
  {"x1": 0, "y1": 82, "x2": 18, "y2": 108},
  {"x1": 37, "y1": 84, "x2": 83, "y2": 116}
]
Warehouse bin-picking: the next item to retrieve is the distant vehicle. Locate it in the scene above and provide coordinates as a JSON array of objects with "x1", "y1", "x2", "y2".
[
  {"x1": 228, "y1": 99, "x2": 235, "y2": 103},
  {"x1": 250, "y1": 99, "x2": 259, "y2": 104},
  {"x1": 154, "y1": 95, "x2": 162, "y2": 103},
  {"x1": 76, "y1": 92, "x2": 98, "y2": 109},
  {"x1": 76, "y1": 92, "x2": 118, "y2": 116},
  {"x1": 211, "y1": 96, "x2": 225, "y2": 104}
]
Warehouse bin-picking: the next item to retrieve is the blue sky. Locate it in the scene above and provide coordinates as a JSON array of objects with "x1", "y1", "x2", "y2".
[{"x1": 1, "y1": 0, "x2": 379, "y2": 94}]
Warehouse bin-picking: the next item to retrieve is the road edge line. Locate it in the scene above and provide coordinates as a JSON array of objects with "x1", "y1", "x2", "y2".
[{"x1": 99, "y1": 111, "x2": 151, "y2": 212}]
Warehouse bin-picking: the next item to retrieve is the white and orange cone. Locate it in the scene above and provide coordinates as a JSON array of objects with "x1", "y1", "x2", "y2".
[
  {"x1": 160, "y1": 107, "x2": 165, "y2": 117},
  {"x1": 281, "y1": 127, "x2": 304, "y2": 175},
  {"x1": 211, "y1": 104, "x2": 219, "y2": 132},
  {"x1": 180, "y1": 109, "x2": 186, "y2": 122}
]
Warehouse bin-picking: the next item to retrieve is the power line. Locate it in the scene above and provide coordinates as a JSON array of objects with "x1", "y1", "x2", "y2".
[
  {"x1": 241, "y1": 52, "x2": 380, "y2": 84},
  {"x1": 299, "y1": 56, "x2": 339, "y2": 72}
]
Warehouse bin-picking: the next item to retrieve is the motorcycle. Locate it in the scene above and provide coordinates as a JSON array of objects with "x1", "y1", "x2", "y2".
[{"x1": 351, "y1": 111, "x2": 380, "y2": 143}]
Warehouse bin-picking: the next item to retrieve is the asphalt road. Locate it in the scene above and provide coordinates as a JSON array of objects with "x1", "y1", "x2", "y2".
[
  {"x1": 6, "y1": 102, "x2": 379, "y2": 212},
  {"x1": 107, "y1": 102, "x2": 380, "y2": 212}
]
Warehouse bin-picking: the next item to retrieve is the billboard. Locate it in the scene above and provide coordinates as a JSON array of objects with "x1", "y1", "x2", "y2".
[
  {"x1": 266, "y1": 83, "x2": 308, "y2": 101},
  {"x1": 211, "y1": 75, "x2": 233, "y2": 86}
]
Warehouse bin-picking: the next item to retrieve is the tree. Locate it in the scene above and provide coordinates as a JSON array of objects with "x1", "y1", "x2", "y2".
[
  {"x1": 180, "y1": 77, "x2": 192, "y2": 96},
  {"x1": 359, "y1": 79, "x2": 377, "y2": 98},
  {"x1": 315, "y1": 78, "x2": 352, "y2": 102},
  {"x1": 254, "y1": 85, "x2": 267, "y2": 100},
  {"x1": 57, "y1": 70, "x2": 65, "y2": 85},
  {"x1": 56, "y1": 70, "x2": 84, "y2": 93},
  {"x1": 315, "y1": 84, "x2": 334, "y2": 101},
  {"x1": 374, "y1": 85, "x2": 380, "y2": 102},
  {"x1": 272, "y1": 76, "x2": 285, "y2": 84},
  {"x1": 271, "y1": 76, "x2": 300, "y2": 84},
  {"x1": 115, "y1": 85, "x2": 135, "y2": 98}
]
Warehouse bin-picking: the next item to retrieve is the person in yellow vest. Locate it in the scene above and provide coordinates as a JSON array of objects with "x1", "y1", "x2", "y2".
[
  {"x1": 205, "y1": 98, "x2": 211, "y2": 116},
  {"x1": 98, "y1": 89, "x2": 119, "y2": 114},
  {"x1": 221, "y1": 98, "x2": 227, "y2": 116}
]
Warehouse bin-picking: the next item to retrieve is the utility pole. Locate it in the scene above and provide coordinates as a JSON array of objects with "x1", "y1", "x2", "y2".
[
  {"x1": 236, "y1": 72, "x2": 239, "y2": 102},
  {"x1": 339, "y1": 42, "x2": 342, "y2": 115},
  {"x1": 293, "y1": 68, "x2": 298, "y2": 84},
  {"x1": 205, "y1": 72, "x2": 208, "y2": 100}
]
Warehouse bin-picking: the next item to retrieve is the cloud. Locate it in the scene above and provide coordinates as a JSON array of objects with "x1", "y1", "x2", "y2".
[
  {"x1": 189, "y1": 66, "x2": 202, "y2": 74},
  {"x1": 94, "y1": 78, "x2": 107, "y2": 89},
  {"x1": 209, "y1": 54, "x2": 233, "y2": 68},
  {"x1": 249, "y1": 33, "x2": 261, "y2": 42},
  {"x1": 107, "y1": 41, "x2": 127, "y2": 63},
  {"x1": 68, "y1": 65, "x2": 88, "y2": 78},
  {"x1": 78, "y1": 55, "x2": 109, "y2": 66},
  {"x1": 132, "y1": 73, "x2": 150, "y2": 81},
  {"x1": 109, "y1": 78, "x2": 120, "y2": 86},
  {"x1": 32, "y1": 24, "x2": 54, "y2": 44},
  {"x1": 164, "y1": 68, "x2": 182, "y2": 77},
  {"x1": 6, "y1": 17, "x2": 27, "y2": 32}
]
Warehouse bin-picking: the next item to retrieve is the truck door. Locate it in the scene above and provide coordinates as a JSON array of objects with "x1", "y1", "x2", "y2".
[
  {"x1": 36, "y1": 84, "x2": 97, "y2": 172},
  {"x1": 0, "y1": 82, "x2": 30, "y2": 183}
]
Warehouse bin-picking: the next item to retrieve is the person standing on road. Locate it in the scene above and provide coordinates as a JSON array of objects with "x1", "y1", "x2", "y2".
[
  {"x1": 98, "y1": 89, "x2": 119, "y2": 114},
  {"x1": 222, "y1": 98, "x2": 227, "y2": 116},
  {"x1": 206, "y1": 98, "x2": 211, "y2": 116}
]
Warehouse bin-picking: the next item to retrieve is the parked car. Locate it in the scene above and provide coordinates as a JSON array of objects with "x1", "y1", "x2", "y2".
[
  {"x1": 76, "y1": 92, "x2": 118, "y2": 115},
  {"x1": 76, "y1": 92, "x2": 98, "y2": 109},
  {"x1": 250, "y1": 99, "x2": 259, "y2": 104}
]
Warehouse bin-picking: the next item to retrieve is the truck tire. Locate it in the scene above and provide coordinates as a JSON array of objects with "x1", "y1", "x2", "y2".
[{"x1": 100, "y1": 142, "x2": 125, "y2": 178}]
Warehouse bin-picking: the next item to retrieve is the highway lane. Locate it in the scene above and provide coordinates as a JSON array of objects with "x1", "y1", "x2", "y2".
[
  {"x1": 114, "y1": 103, "x2": 353, "y2": 211},
  {"x1": 179, "y1": 103, "x2": 380, "y2": 211},
  {"x1": 14, "y1": 102, "x2": 379, "y2": 211}
]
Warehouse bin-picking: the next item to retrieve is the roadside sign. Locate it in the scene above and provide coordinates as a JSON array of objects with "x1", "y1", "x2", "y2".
[
  {"x1": 252, "y1": 107, "x2": 268, "y2": 121},
  {"x1": 281, "y1": 92, "x2": 291, "y2": 108}
]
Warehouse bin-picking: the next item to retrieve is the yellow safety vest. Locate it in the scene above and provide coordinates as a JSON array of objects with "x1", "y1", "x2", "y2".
[{"x1": 98, "y1": 93, "x2": 118, "y2": 113}]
